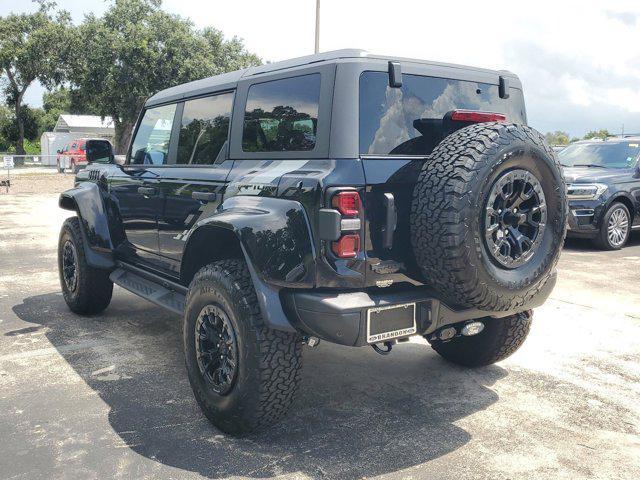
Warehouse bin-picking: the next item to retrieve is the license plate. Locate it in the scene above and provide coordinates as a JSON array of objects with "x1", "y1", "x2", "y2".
[{"x1": 366, "y1": 303, "x2": 417, "y2": 343}]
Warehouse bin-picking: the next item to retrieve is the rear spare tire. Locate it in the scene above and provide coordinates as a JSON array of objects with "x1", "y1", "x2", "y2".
[{"x1": 410, "y1": 123, "x2": 567, "y2": 311}]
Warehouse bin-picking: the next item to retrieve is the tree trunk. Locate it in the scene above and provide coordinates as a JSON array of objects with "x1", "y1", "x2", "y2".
[
  {"x1": 14, "y1": 93, "x2": 26, "y2": 156},
  {"x1": 113, "y1": 118, "x2": 136, "y2": 155}
]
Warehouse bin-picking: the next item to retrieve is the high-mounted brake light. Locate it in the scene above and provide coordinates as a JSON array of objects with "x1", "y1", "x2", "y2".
[
  {"x1": 450, "y1": 110, "x2": 507, "y2": 123},
  {"x1": 332, "y1": 191, "x2": 360, "y2": 217},
  {"x1": 332, "y1": 234, "x2": 360, "y2": 258}
]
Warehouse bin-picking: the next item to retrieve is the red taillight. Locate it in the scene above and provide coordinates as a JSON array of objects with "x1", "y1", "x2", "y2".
[
  {"x1": 329, "y1": 190, "x2": 362, "y2": 258},
  {"x1": 332, "y1": 191, "x2": 360, "y2": 217},
  {"x1": 450, "y1": 109, "x2": 506, "y2": 123},
  {"x1": 332, "y1": 234, "x2": 360, "y2": 258}
]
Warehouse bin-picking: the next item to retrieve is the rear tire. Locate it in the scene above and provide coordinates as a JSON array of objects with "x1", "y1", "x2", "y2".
[
  {"x1": 428, "y1": 311, "x2": 532, "y2": 367},
  {"x1": 183, "y1": 259, "x2": 303, "y2": 435},
  {"x1": 58, "y1": 217, "x2": 113, "y2": 315},
  {"x1": 593, "y1": 202, "x2": 630, "y2": 250}
]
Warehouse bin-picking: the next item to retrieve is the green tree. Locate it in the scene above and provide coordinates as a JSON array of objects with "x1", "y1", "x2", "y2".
[
  {"x1": 584, "y1": 129, "x2": 611, "y2": 140},
  {"x1": 42, "y1": 87, "x2": 71, "y2": 113},
  {"x1": 0, "y1": 105, "x2": 40, "y2": 147},
  {"x1": 544, "y1": 130, "x2": 570, "y2": 146},
  {"x1": 0, "y1": 1, "x2": 72, "y2": 154},
  {"x1": 0, "y1": 105, "x2": 12, "y2": 151},
  {"x1": 70, "y1": 0, "x2": 260, "y2": 153}
]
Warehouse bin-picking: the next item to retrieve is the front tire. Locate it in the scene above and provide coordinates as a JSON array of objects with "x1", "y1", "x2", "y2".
[
  {"x1": 58, "y1": 217, "x2": 113, "y2": 315},
  {"x1": 594, "y1": 202, "x2": 630, "y2": 250},
  {"x1": 183, "y1": 259, "x2": 303, "y2": 435},
  {"x1": 428, "y1": 311, "x2": 533, "y2": 367}
]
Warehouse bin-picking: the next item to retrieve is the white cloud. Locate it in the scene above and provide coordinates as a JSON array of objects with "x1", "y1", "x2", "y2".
[{"x1": 8, "y1": 0, "x2": 640, "y2": 137}]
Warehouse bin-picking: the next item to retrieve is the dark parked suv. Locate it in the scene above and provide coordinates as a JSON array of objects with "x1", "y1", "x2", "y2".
[
  {"x1": 57, "y1": 49, "x2": 567, "y2": 434},
  {"x1": 561, "y1": 138, "x2": 640, "y2": 249}
]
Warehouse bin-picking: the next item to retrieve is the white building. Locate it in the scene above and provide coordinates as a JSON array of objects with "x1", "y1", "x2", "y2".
[{"x1": 40, "y1": 115, "x2": 115, "y2": 166}]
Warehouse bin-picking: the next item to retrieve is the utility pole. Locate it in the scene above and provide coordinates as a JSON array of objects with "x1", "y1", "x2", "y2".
[{"x1": 315, "y1": 0, "x2": 320, "y2": 54}]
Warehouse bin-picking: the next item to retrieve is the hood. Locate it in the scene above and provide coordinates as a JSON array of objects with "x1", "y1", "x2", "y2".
[{"x1": 562, "y1": 166, "x2": 632, "y2": 184}]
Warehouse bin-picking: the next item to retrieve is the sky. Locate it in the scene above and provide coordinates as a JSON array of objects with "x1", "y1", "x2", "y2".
[{"x1": 2, "y1": 0, "x2": 640, "y2": 137}]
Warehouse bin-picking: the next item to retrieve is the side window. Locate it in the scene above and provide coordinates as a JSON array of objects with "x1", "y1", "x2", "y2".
[
  {"x1": 176, "y1": 92, "x2": 233, "y2": 165},
  {"x1": 242, "y1": 74, "x2": 320, "y2": 152},
  {"x1": 63, "y1": 145, "x2": 68, "y2": 153},
  {"x1": 130, "y1": 103, "x2": 177, "y2": 165}
]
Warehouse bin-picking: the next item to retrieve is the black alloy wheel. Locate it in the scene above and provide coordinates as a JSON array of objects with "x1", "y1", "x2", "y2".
[
  {"x1": 194, "y1": 304, "x2": 239, "y2": 395},
  {"x1": 61, "y1": 239, "x2": 79, "y2": 292},
  {"x1": 484, "y1": 169, "x2": 547, "y2": 268}
]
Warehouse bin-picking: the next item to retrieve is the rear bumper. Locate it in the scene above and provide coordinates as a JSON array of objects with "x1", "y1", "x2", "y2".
[{"x1": 282, "y1": 273, "x2": 556, "y2": 346}]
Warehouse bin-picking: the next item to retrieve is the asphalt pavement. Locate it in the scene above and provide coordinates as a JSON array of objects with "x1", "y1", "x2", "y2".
[{"x1": 0, "y1": 184, "x2": 638, "y2": 479}]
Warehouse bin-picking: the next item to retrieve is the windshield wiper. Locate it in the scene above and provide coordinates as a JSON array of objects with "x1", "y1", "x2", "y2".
[{"x1": 572, "y1": 164, "x2": 606, "y2": 168}]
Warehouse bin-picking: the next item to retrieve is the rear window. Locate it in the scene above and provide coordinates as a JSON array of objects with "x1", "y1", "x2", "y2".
[
  {"x1": 242, "y1": 74, "x2": 320, "y2": 152},
  {"x1": 359, "y1": 71, "x2": 526, "y2": 156}
]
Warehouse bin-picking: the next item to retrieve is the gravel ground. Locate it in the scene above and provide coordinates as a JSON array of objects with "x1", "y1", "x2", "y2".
[
  {"x1": 0, "y1": 173, "x2": 639, "y2": 480},
  {"x1": 0, "y1": 169, "x2": 74, "y2": 195}
]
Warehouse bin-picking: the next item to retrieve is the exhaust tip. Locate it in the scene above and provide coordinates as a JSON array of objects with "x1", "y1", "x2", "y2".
[{"x1": 461, "y1": 321, "x2": 485, "y2": 337}]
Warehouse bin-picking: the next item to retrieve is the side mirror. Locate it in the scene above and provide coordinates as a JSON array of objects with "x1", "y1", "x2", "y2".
[
  {"x1": 56, "y1": 149, "x2": 62, "y2": 154},
  {"x1": 85, "y1": 141, "x2": 115, "y2": 164}
]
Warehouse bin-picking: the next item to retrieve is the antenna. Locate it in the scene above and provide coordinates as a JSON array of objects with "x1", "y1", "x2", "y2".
[{"x1": 315, "y1": 0, "x2": 320, "y2": 54}]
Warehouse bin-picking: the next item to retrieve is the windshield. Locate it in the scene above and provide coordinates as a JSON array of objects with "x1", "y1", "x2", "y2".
[{"x1": 559, "y1": 142, "x2": 640, "y2": 169}]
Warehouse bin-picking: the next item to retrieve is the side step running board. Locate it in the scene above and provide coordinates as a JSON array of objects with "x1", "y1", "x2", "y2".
[{"x1": 110, "y1": 267, "x2": 186, "y2": 315}]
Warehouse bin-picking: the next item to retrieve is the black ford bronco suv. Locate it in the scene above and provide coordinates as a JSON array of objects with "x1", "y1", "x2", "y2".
[{"x1": 57, "y1": 50, "x2": 567, "y2": 435}]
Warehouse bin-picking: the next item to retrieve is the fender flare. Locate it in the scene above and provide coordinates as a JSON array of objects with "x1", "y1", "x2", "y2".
[
  {"x1": 183, "y1": 195, "x2": 317, "y2": 332},
  {"x1": 605, "y1": 190, "x2": 636, "y2": 217},
  {"x1": 59, "y1": 182, "x2": 115, "y2": 270}
]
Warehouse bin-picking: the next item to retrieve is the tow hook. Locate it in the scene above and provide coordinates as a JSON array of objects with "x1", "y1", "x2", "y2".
[
  {"x1": 427, "y1": 320, "x2": 485, "y2": 342},
  {"x1": 371, "y1": 341, "x2": 393, "y2": 355}
]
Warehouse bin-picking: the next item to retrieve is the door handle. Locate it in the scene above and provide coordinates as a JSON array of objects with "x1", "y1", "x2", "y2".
[
  {"x1": 137, "y1": 186, "x2": 157, "y2": 196},
  {"x1": 382, "y1": 192, "x2": 397, "y2": 249},
  {"x1": 191, "y1": 191, "x2": 217, "y2": 202}
]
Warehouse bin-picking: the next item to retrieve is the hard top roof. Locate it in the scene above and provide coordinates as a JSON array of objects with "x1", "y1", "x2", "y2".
[{"x1": 146, "y1": 49, "x2": 518, "y2": 107}]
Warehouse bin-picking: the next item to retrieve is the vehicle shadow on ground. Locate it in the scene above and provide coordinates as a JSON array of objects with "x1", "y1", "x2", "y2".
[
  {"x1": 563, "y1": 231, "x2": 640, "y2": 251},
  {"x1": 12, "y1": 292, "x2": 507, "y2": 479}
]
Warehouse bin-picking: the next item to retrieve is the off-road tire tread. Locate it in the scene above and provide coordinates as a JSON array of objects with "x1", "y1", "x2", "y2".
[
  {"x1": 186, "y1": 259, "x2": 302, "y2": 434},
  {"x1": 58, "y1": 217, "x2": 113, "y2": 315},
  {"x1": 410, "y1": 122, "x2": 566, "y2": 311},
  {"x1": 429, "y1": 311, "x2": 533, "y2": 367}
]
